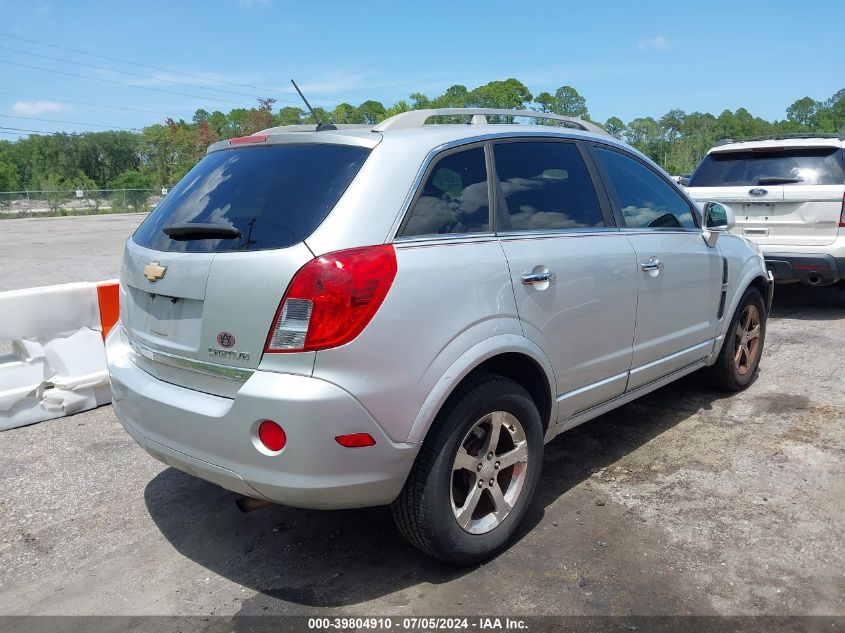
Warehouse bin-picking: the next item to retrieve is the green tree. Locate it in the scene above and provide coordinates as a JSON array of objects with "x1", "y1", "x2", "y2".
[
  {"x1": 385, "y1": 100, "x2": 411, "y2": 117},
  {"x1": 207, "y1": 111, "x2": 230, "y2": 136},
  {"x1": 227, "y1": 108, "x2": 251, "y2": 135},
  {"x1": 192, "y1": 109, "x2": 210, "y2": 124},
  {"x1": 534, "y1": 91, "x2": 556, "y2": 113},
  {"x1": 38, "y1": 173, "x2": 71, "y2": 213},
  {"x1": 331, "y1": 103, "x2": 364, "y2": 124},
  {"x1": 553, "y1": 85, "x2": 588, "y2": 118},
  {"x1": 302, "y1": 106, "x2": 333, "y2": 125},
  {"x1": 432, "y1": 85, "x2": 469, "y2": 108},
  {"x1": 605, "y1": 116, "x2": 626, "y2": 139},
  {"x1": 467, "y1": 78, "x2": 533, "y2": 110},
  {"x1": 409, "y1": 93, "x2": 431, "y2": 109},
  {"x1": 626, "y1": 116, "x2": 662, "y2": 161},
  {"x1": 275, "y1": 107, "x2": 305, "y2": 126},
  {"x1": 358, "y1": 100, "x2": 386, "y2": 124},
  {"x1": 111, "y1": 170, "x2": 155, "y2": 211},
  {"x1": 785, "y1": 97, "x2": 818, "y2": 127},
  {"x1": 0, "y1": 160, "x2": 19, "y2": 190},
  {"x1": 77, "y1": 131, "x2": 139, "y2": 188}
]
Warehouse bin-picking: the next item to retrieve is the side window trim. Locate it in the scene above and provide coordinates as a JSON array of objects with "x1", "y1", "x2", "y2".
[
  {"x1": 395, "y1": 141, "x2": 493, "y2": 240},
  {"x1": 488, "y1": 137, "x2": 619, "y2": 236},
  {"x1": 586, "y1": 142, "x2": 702, "y2": 230}
]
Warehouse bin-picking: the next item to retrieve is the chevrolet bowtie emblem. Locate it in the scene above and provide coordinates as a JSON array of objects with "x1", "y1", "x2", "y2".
[{"x1": 143, "y1": 261, "x2": 167, "y2": 282}]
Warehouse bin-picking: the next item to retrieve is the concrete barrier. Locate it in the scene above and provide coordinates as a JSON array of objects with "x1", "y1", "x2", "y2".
[{"x1": 0, "y1": 280, "x2": 118, "y2": 430}]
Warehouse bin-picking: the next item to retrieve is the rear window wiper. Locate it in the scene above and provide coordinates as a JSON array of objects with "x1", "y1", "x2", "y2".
[
  {"x1": 162, "y1": 223, "x2": 242, "y2": 240},
  {"x1": 756, "y1": 176, "x2": 803, "y2": 184}
]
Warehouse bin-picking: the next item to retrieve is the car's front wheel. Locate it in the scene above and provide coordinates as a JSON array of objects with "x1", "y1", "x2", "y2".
[
  {"x1": 391, "y1": 373, "x2": 543, "y2": 565},
  {"x1": 704, "y1": 286, "x2": 767, "y2": 391}
]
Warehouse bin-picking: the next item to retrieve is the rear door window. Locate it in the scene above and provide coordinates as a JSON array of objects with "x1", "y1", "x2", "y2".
[
  {"x1": 492, "y1": 141, "x2": 605, "y2": 231},
  {"x1": 593, "y1": 146, "x2": 697, "y2": 229},
  {"x1": 133, "y1": 143, "x2": 370, "y2": 252},
  {"x1": 400, "y1": 146, "x2": 490, "y2": 237},
  {"x1": 688, "y1": 147, "x2": 845, "y2": 187}
]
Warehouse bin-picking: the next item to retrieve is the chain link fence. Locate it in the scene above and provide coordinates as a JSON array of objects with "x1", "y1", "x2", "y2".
[{"x1": 0, "y1": 189, "x2": 170, "y2": 218}]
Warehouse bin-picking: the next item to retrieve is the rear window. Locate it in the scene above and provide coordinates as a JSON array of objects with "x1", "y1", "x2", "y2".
[
  {"x1": 133, "y1": 144, "x2": 370, "y2": 252},
  {"x1": 688, "y1": 147, "x2": 845, "y2": 187}
]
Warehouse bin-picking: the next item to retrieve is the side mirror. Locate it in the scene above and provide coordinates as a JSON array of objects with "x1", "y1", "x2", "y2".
[{"x1": 702, "y1": 201, "x2": 735, "y2": 247}]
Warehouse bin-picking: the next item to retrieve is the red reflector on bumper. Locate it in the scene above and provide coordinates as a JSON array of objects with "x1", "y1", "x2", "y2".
[
  {"x1": 258, "y1": 420, "x2": 287, "y2": 451},
  {"x1": 335, "y1": 433, "x2": 376, "y2": 448}
]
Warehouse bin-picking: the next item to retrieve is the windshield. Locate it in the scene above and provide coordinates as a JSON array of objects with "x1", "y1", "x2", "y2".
[
  {"x1": 132, "y1": 143, "x2": 371, "y2": 252},
  {"x1": 688, "y1": 147, "x2": 844, "y2": 187}
]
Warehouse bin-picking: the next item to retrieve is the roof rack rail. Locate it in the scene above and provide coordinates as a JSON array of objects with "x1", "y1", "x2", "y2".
[
  {"x1": 717, "y1": 132, "x2": 845, "y2": 144},
  {"x1": 372, "y1": 108, "x2": 611, "y2": 136}
]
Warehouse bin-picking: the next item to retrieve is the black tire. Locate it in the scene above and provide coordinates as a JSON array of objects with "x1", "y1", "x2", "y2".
[
  {"x1": 703, "y1": 286, "x2": 767, "y2": 391},
  {"x1": 391, "y1": 373, "x2": 543, "y2": 565}
]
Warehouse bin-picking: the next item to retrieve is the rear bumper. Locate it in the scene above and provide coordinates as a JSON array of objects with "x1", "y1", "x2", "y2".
[
  {"x1": 106, "y1": 325, "x2": 418, "y2": 509},
  {"x1": 763, "y1": 253, "x2": 845, "y2": 285}
]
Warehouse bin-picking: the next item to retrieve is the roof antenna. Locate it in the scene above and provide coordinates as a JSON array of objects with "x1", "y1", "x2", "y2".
[{"x1": 291, "y1": 79, "x2": 336, "y2": 131}]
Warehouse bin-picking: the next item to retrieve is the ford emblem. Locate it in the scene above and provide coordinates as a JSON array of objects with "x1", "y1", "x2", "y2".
[{"x1": 749, "y1": 188, "x2": 768, "y2": 197}]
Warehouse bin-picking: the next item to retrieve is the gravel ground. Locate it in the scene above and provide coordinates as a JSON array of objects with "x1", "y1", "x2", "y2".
[
  {"x1": 0, "y1": 213, "x2": 146, "y2": 291},
  {"x1": 0, "y1": 283, "x2": 843, "y2": 620}
]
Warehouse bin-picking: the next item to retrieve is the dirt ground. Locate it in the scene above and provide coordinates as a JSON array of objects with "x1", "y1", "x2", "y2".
[{"x1": 1, "y1": 283, "x2": 843, "y2": 623}]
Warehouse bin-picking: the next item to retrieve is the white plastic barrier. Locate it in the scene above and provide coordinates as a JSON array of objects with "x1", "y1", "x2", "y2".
[{"x1": 0, "y1": 281, "x2": 117, "y2": 430}]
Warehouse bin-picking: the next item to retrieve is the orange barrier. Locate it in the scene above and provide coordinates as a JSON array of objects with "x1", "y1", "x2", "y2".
[{"x1": 96, "y1": 281, "x2": 119, "y2": 341}]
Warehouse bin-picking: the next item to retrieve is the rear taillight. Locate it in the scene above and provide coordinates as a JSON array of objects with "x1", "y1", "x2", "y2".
[
  {"x1": 839, "y1": 193, "x2": 845, "y2": 227},
  {"x1": 265, "y1": 245, "x2": 397, "y2": 353}
]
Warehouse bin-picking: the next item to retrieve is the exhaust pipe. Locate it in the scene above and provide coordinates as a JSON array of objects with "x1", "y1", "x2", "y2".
[
  {"x1": 805, "y1": 273, "x2": 823, "y2": 286},
  {"x1": 235, "y1": 496, "x2": 272, "y2": 513}
]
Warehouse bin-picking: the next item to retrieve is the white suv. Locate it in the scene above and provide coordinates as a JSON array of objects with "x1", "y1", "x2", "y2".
[
  {"x1": 686, "y1": 136, "x2": 845, "y2": 287},
  {"x1": 107, "y1": 109, "x2": 772, "y2": 564}
]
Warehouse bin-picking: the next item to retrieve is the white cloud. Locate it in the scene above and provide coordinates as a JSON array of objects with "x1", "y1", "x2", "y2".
[
  {"x1": 638, "y1": 36, "x2": 671, "y2": 50},
  {"x1": 11, "y1": 100, "x2": 69, "y2": 115}
]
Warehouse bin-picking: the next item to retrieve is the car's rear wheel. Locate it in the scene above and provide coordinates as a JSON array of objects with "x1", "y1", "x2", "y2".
[
  {"x1": 391, "y1": 373, "x2": 543, "y2": 565},
  {"x1": 704, "y1": 286, "x2": 767, "y2": 391}
]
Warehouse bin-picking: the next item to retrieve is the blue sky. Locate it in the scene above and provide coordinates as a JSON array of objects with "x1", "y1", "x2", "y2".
[{"x1": 1, "y1": 0, "x2": 843, "y2": 138}]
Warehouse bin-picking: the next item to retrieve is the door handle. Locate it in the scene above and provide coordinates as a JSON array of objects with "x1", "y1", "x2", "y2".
[
  {"x1": 521, "y1": 271, "x2": 556, "y2": 285},
  {"x1": 641, "y1": 257, "x2": 662, "y2": 274},
  {"x1": 640, "y1": 257, "x2": 663, "y2": 277}
]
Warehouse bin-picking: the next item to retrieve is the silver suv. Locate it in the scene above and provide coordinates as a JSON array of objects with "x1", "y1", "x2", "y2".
[
  {"x1": 686, "y1": 135, "x2": 845, "y2": 287},
  {"x1": 106, "y1": 109, "x2": 773, "y2": 564}
]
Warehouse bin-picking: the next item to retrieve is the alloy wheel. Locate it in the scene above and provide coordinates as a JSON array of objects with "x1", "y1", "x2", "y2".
[
  {"x1": 734, "y1": 304, "x2": 761, "y2": 375},
  {"x1": 450, "y1": 411, "x2": 529, "y2": 535}
]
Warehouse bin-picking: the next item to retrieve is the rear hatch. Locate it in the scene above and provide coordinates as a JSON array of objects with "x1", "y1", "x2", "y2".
[
  {"x1": 686, "y1": 144, "x2": 845, "y2": 246},
  {"x1": 120, "y1": 139, "x2": 373, "y2": 396}
]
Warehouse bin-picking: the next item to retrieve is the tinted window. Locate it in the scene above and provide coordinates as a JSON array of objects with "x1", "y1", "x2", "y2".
[
  {"x1": 133, "y1": 144, "x2": 370, "y2": 252},
  {"x1": 594, "y1": 147, "x2": 696, "y2": 229},
  {"x1": 493, "y1": 141, "x2": 604, "y2": 231},
  {"x1": 688, "y1": 147, "x2": 845, "y2": 187},
  {"x1": 401, "y1": 147, "x2": 489, "y2": 237}
]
